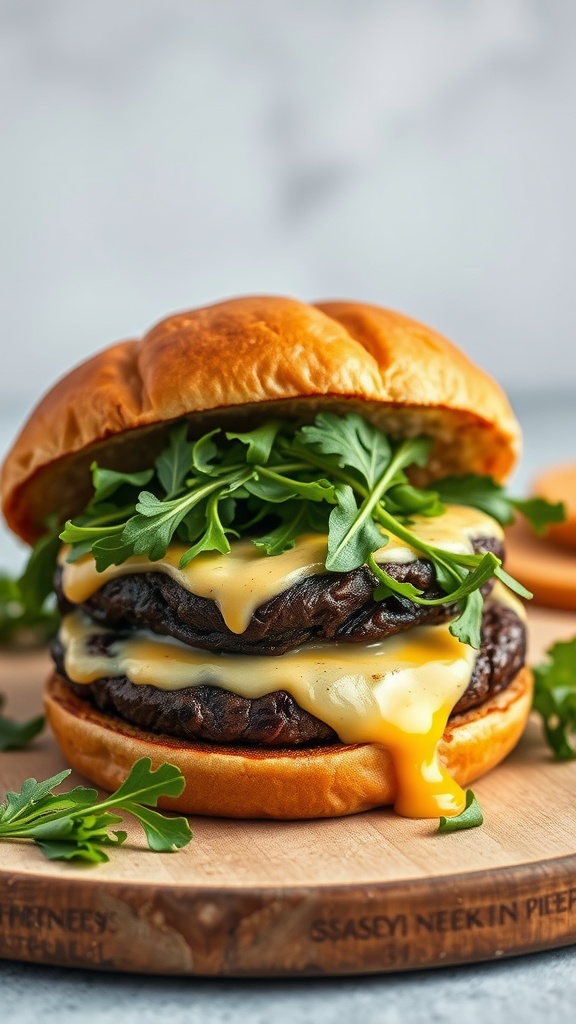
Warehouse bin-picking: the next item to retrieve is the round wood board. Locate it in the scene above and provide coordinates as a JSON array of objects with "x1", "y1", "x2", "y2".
[{"x1": 1, "y1": 605, "x2": 576, "y2": 977}]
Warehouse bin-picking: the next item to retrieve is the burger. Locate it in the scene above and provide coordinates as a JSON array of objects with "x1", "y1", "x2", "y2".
[{"x1": 1, "y1": 296, "x2": 541, "y2": 820}]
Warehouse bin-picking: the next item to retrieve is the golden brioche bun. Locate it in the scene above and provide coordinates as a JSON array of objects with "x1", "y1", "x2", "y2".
[
  {"x1": 44, "y1": 667, "x2": 533, "y2": 819},
  {"x1": 1, "y1": 296, "x2": 520, "y2": 543}
]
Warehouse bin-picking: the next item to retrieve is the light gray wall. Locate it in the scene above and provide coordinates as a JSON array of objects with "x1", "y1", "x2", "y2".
[{"x1": 1, "y1": 0, "x2": 576, "y2": 569}]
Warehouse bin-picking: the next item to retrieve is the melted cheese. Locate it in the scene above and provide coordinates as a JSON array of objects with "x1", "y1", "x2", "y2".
[
  {"x1": 60, "y1": 504, "x2": 504, "y2": 634},
  {"x1": 58, "y1": 507, "x2": 518, "y2": 819},
  {"x1": 61, "y1": 610, "x2": 480, "y2": 818}
]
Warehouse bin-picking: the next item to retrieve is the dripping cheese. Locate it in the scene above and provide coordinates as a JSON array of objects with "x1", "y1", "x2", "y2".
[
  {"x1": 60, "y1": 504, "x2": 504, "y2": 634},
  {"x1": 61, "y1": 609, "x2": 480, "y2": 818}
]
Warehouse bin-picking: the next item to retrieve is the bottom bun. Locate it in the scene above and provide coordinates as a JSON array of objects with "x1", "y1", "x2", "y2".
[{"x1": 45, "y1": 667, "x2": 533, "y2": 819}]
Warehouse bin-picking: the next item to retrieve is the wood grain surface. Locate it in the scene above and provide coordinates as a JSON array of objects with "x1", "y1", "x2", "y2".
[{"x1": 1, "y1": 604, "x2": 576, "y2": 976}]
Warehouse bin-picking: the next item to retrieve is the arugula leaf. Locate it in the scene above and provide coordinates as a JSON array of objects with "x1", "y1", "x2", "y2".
[
  {"x1": 116, "y1": 804, "x2": 191, "y2": 853},
  {"x1": 60, "y1": 520, "x2": 122, "y2": 545},
  {"x1": 27, "y1": 811, "x2": 121, "y2": 842},
  {"x1": 0, "y1": 573, "x2": 23, "y2": 610},
  {"x1": 434, "y1": 474, "x2": 566, "y2": 534},
  {"x1": 124, "y1": 486, "x2": 219, "y2": 560},
  {"x1": 493, "y1": 564, "x2": 532, "y2": 600},
  {"x1": 90, "y1": 464, "x2": 154, "y2": 505},
  {"x1": 191, "y1": 430, "x2": 222, "y2": 476},
  {"x1": 0, "y1": 770, "x2": 73, "y2": 823},
  {"x1": 252, "y1": 503, "x2": 311, "y2": 557},
  {"x1": 368, "y1": 553, "x2": 498, "y2": 649},
  {"x1": 448, "y1": 590, "x2": 484, "y2": 649},
  {"x1": 385, "y1": 482, "x2": 445, "y2": 518},
  {"x1": 298, "y1": 412, "x2": 392, "y2": 489},
  {"x1": 0, "y1": 567, "x2": 58, "y2": 649},
  {"x1": 91, "y1": 533, "x2": 137, "y2": 571},
  {"x1": 511, "y1": 496, "x2": 566, "y2": 535},
  {"x1": 433, "y1": 475, "x2": 514, "y2": 523},
  {"x1": 154, "y1": 423, "x2": 192, "y2": 497},
  {"x1": 177, "y1": 500, "x2": 214, "y2": 544},
  {"x1": 404, "y1": 436, "x2": 434, "y2": 470},
  {"x1": 18, "y1": 529, "x2": 61, "y2": 613},
  {"x1": 33, "y1": 411, "x2": 544, "y2": 652},
  {"x1": 60, "y1": 503, "x2": 135, "y2": 569},
  {"x1": 437, "y1": 790, "x2": 483, "y2": 833},
  {"x1": 533, "y1": 638, "x2": 576, "y2": 759},
  {"x1": 101, "y1": 757, "x2": 186, "y2": 806},
  {"x1": 326, "y1": 485, "x2": 386, "y2": 572},
  {"x1": 0, "y1": 695, "x2": 45, "y2": 752},
  {"x1": 178, "y1": 494, "x2": 235, "y2": 567},
  {"x1": 226, "y1": 421, "x2": 283, "y2": 465},
  {"x1": 35, "y1": 838, "x2": 123, "y2": 863},
  {"x1": 245, "y1": 470, "x2": 335, "y2": 505},
  {"x1": 369, "y1": 551, "x2": 499, "y2": 609},
  {"x1": 0, "y1": 757, "x2": 192, "y2": 864},
  {"x1": 370, "y1": 575, "x2": 417, "y2": 602},
  {"x1": 323, "y1": 438, "x2": 437, "y2": 574}
]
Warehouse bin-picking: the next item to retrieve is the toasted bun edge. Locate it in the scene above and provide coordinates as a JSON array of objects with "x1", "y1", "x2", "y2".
[{"x1": 44, "y1": 666, "x2": 533, "y2": 819}]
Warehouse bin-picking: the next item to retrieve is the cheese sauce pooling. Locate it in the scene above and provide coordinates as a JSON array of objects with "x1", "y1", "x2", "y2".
[
  {"x1": 60, "y1": 504, "x2": 504, "y2": 634},
  {"x1": 61, "y1": 610, "x2": 478, "y2": 818}
]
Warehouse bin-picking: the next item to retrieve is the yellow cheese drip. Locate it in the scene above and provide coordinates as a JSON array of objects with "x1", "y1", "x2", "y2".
[
  {"x1": 60, "y1": 504, "x2": 504, "y2": 635},
  {"x1": 60, "y1": 611, "x2": 480, "y2": 818}
]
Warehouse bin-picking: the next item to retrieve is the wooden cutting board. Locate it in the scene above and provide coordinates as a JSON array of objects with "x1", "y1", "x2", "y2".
[{"x1": 1, "y1": 604, "x2": 576, "y2": 977}]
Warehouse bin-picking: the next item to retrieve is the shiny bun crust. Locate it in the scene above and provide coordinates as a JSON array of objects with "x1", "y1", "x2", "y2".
[
  {"x1": 2, "y1": 296, "x2": 520, "y2": 543},
  {"x1": 45, "y1": 667, "x2": 533, "y2": 819}
]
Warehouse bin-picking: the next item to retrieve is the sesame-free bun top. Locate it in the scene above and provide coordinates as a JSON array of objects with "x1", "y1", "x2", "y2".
[{"x1": 1, "y1": 296, "x2": 520, "y2": 543}]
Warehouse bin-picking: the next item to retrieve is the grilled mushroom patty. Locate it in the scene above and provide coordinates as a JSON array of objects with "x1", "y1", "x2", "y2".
[
  {"x1": 55, "y1": 537, "x2": 503, "y2": 656},
  {"x1": 52, "y1": 600, "x2": 525, "y2": 748}
]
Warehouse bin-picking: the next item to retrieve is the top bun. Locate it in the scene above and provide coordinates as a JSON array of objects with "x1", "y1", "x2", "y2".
[{"x1": 1, "y1": 296, "x2": 520, "y2": 543}]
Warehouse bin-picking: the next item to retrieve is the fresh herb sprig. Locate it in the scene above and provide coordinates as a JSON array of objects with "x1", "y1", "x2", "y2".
[
  {"x1": 0, "y1": 571, "x2": 58, "y2": 648},
  {"x1": 0, "y1": 757, "x2": 192, "y2": 863},
  {"x1": 437, "y1": 790, "x2": 484, "y2": 833},
  {"x1": 533, "y1": 638, "x2": 576, "y2": 760},
  {"x1": 432, "y1": 476, "x2": 566, "y2": 535},
  {"x1": 26, "y1": 413, "x2": 562, "y2": 650},
  {"x1": 0, "y1": 694, "x2": 45, "y2": 752}
]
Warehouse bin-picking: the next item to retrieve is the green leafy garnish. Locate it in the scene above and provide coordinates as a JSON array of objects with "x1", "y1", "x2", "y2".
[
  {"x1": 369, "y1": 551, "x2": 502, "y2": 648},
  {"x1": 434, "y1": 476, "x2": 566, "y2": 534},
  {"x1": 226, "y1": 421, "x2": 284, "y2": 465},
  {"x1": 0, "y1": 757, "x2": 192, "y2": 863},
  {"x1": 533, "y1": 638, "x2": 576, "y2": 760},
  {"x1": 0, "y1": 694, "x2": 45, "y2": 751},
  {"x1": 0, "y1": 571, "x2": 58, "y2": 648},
  {"x1": 15, "y1": 412, "x2": 563, "y2": 651},
  {"x1": 437, "y1": 790, "x2": 484, "y2": 833},
  {"x1": 511, "y1": 497, "x2": 567, "y2": 534},
  {"x1": 297, "y1": 413, "x2": 395, "y2": 489}
]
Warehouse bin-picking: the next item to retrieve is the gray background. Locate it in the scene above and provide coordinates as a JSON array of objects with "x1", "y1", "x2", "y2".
[
  {"x1": 1, "y1": 944, "x2": 576, "y2": 1024},
  {"x1": 2, "y1": 0, "x2": 576, "y2": 573},
  {"x1": 1, "y1": 1, "x2": 576, "y2": 1017},
  {"x1": 2, "y1": 0, "x2": 576, "y2": 397}
]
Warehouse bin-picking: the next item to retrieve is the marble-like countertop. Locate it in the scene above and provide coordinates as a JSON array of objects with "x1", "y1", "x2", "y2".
[{"x1": 1, "y1": 944, "x2": 575, "y2": 1024}]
